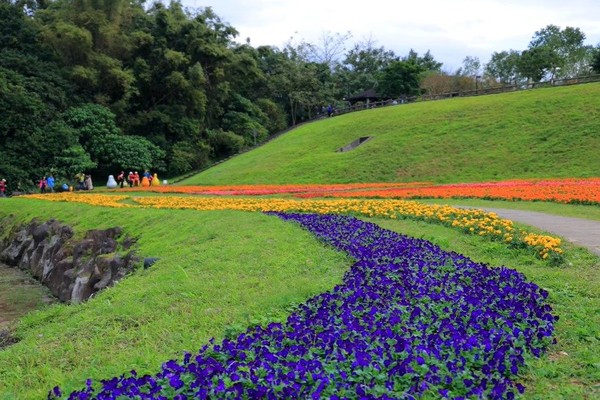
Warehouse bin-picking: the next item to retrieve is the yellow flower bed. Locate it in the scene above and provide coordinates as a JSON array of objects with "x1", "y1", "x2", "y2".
[
  {"x1": 20, "y1": 193, "x2": 562, "y2": 261},
  {"x1": 22, "y1": 193, "x2": 133, "y2": 208},
  {"x1": 133, "y1": 196, "x2": 562, "y2": 261}
]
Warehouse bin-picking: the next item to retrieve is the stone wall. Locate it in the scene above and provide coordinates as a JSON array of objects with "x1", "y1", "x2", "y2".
[{"x1": 0, "y1": 218, "x2": 138, "y2": 303}]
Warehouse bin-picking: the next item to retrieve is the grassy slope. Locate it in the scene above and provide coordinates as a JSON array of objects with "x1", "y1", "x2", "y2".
[
  {"x1": 183, "y1": 83, "x2": 600, "y2": 185},
  {"x1": 0, "y1": 199, "x2": 597, "y2": 399},
  {"x1": 0, "y1": 199, "x2": 352, "y2": 399}
]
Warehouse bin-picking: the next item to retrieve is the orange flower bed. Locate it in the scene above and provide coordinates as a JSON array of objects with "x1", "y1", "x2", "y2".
[{"x1": 294, "y1": 178, "x2": 600, "y2": 204}]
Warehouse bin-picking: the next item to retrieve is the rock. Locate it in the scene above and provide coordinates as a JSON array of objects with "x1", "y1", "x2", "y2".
[{"x1": 0, "y1": 218, "x2": 139, "y2": 303}]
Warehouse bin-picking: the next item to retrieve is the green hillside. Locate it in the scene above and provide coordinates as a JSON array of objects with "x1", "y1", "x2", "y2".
[{"x1": 182, "y1": 83, "x2": 600, "y2": 185}]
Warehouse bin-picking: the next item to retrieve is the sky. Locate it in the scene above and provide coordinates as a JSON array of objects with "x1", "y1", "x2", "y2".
[{"x1": 179, "y1": 0, "x2": 600, "y2": 72}]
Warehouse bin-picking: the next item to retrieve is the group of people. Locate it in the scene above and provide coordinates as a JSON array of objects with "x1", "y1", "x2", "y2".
[
  {"x1": 74, "y1": 173, "x2": 94, "y2": 191},
  {"x1": 115, "y1": 171, "x2": 149, "y2": 188},
  {"x1": 37, "y1": 173, "x2": 93, "y2": 193},
  {"x1": 0, "y1": 173, "x2": 95, "y2": 196},
  {"x1": 38, "y1": 175, "x2": 55, "y2": 193},
  {"x1": 0, "y1": 169, "x2": 161, "y2": 196}
]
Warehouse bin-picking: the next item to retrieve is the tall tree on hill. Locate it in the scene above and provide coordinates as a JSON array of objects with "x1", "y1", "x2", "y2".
[
  {"x1": 377, "y1": 60, "x2": 422, "y2": 98},
  {"x1": 591, "y1": 45, "x2": 600, "y2": 73},
  {"x1": 404, "y1": 49, "x2": 443, "y2": 73},
  {"x1": 485, "y1": 50, "x2": 521, "y2": 85},
  {"x1": 337, "y1": 37, "x2": 397, "y2": 97},
  {"x1": 527, "y1": 25, "x2": 591, "y2": 79},
  {"x1": 517, "y1": 47, "x2": 554, "y2": 83}
]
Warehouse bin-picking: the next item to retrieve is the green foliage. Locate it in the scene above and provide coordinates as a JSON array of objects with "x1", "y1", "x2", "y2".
[
  {"x1": 64, "y1": 103, "x2": 120, "y2": 144},
  {"x1": 51, "y1": 144, "x2": 97, "y2": 180},
  {"x1": 485, "y1": 50, "x2": 521, "y2": 84},
  {"x1": 524, "y1": 25, "x2": 590, "y2": 78},
  {"x1": 518, "y1": 47, "x2": 555, "y2": 82},
  {"x1": 591, "y1": 45, "x2": 600, "y2": 73},
  {"x1": 0, "y1": 3, "x2": 77, "y2": 191},
  {"x1": 206, "y1": 129, "x2": 245, "y2": 158},
  {"x1": 222, "y1": 94, "x2": 269, "y2": 144},
  {"x1": 255, "y1": 98, "x2": 287, "y2": 133},
  {"x1": 377, "y1": 60, "x2": 422, "y2": 98},
  {"x1": 88, "y1": 133, "x2": 166, "y2": 173},
  {"x1": 168, "y1": 140, "x2": 211, "y2": 176},
  {"x1": 42, "y1": 21, "x2": 93, "y2": 65}
]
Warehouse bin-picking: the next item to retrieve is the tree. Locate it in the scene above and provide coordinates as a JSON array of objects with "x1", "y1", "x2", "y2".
[
  {"x1": 404, "y1": 49, "x2": 443, "y2": 72},
  {"x1": 528, "y1": 25, "x2": 590, "y2": 78},
  {"x1": 63, "y1": 103, "x2": 120, "y2": 147},
  {"x1": 377, "y1": 60, "x2": 422, "y2": 98},
  {"x1": 88, "y1": 134, "x2": 166, "y2": 173},
  {"x1": 63, "y1": 103, "x2": 165, "y2": 175},
  {"x1": 0, "y1": 2, "x2": 78, "y2": 190},
  {"x1": 485, "y1": 50, "x2": 521, "y2": 85},
  {"x1": 305, "y1": 30, "x2": 353, "y2": 70},
  {"x1": 517, "y1": 47, "x2": 554, "y2": 83},
  {"x1": 460, "y1": 56, "x2": 481, "y2": 77},
  {"x1": 591, "y1": 45, "x2": 600, "y2": 73},
  {"x1": 338, "y1": 37, "x2": 397, "y2": 97}
]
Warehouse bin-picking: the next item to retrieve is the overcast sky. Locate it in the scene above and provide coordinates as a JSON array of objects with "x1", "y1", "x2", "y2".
[{"x1": 180, "y1": 0, "x2": 600, "y2": 72}]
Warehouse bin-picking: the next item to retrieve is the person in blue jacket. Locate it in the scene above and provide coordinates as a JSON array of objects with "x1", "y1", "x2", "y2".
[{"x1": 46, "y1": 174, "x2": 55, "y2": 192}]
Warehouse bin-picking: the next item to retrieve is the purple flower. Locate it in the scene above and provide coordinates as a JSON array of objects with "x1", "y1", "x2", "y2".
[{"x1": 51, "y1": 213, "x2": 555, "y2": 399}]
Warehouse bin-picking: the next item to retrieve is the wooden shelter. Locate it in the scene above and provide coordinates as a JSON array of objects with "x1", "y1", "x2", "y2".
[{"x1": 346, "y1": 89, "x2": 383, "y2": 105}]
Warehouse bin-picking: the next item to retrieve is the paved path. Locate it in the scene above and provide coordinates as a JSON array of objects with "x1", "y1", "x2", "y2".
[{"x1": 452, "y1": 206, "x2": 600, "y2": 256}]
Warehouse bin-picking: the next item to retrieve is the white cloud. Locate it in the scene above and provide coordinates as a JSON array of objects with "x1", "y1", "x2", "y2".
[{"x1": 182, "y1": 0, "x2": 600, "y2": 71}]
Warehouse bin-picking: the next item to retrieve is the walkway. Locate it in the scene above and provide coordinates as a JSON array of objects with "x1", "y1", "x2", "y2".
[{"x1": 453, "y1": 206, "x2": 600, "y2": 256}]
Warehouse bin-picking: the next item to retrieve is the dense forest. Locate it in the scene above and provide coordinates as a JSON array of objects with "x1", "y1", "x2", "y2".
[{"x1": 1, "y1": 0, "x2": 599, "y2": 192}]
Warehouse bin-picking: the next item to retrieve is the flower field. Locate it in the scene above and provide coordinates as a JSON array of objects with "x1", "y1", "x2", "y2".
[
  {"x1": 24, "y1": 193, "x2": 563, "y2": 261},
  {"x1": 294, "y1": 178, "x2": 600, "y2": 205},
  {"x1": 108, "y1": 178, "x2": 600, "y2": 205},
  {"x1": 50, "y1": 214, "x2": 556, "y2": 399}
]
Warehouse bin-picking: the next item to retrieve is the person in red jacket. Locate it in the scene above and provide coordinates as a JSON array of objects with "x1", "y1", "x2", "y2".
[
  {"x1": 39, "y1": 176, "x2": 47, "y2": 193},
  {"x1": 0, "y1": 178, "x2": 6, "y2": 197},
  {"x1": 127, "y1": 171, "x2": 134, "y2": 188},
  {"x1": 116, "y1": 171, "x2": 125, "y2": 188}
]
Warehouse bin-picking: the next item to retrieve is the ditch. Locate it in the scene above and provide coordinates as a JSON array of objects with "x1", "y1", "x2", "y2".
[{"x1": 0, "y1": 262, "x2": 55, "y2": 331}]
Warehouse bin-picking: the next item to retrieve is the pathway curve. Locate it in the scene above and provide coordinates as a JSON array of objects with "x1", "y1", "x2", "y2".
[{"x1": 452, "y1": 206, "x2": 600, "y2": 256}]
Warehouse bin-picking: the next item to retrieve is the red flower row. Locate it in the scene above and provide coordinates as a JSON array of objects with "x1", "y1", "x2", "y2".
[{"x1": 294, "y1": 178, "x2": 600, "y2": 204}]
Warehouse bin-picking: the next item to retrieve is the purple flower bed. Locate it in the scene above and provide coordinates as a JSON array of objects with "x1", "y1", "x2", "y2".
[{"x1": 50, "y1": 213, "x2": 556, "y2": 399}]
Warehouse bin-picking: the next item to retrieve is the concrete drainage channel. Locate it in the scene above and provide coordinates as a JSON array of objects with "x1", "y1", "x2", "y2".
[{"x1": 337, "y1": 136, "x2": 373, "y2": 152}]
